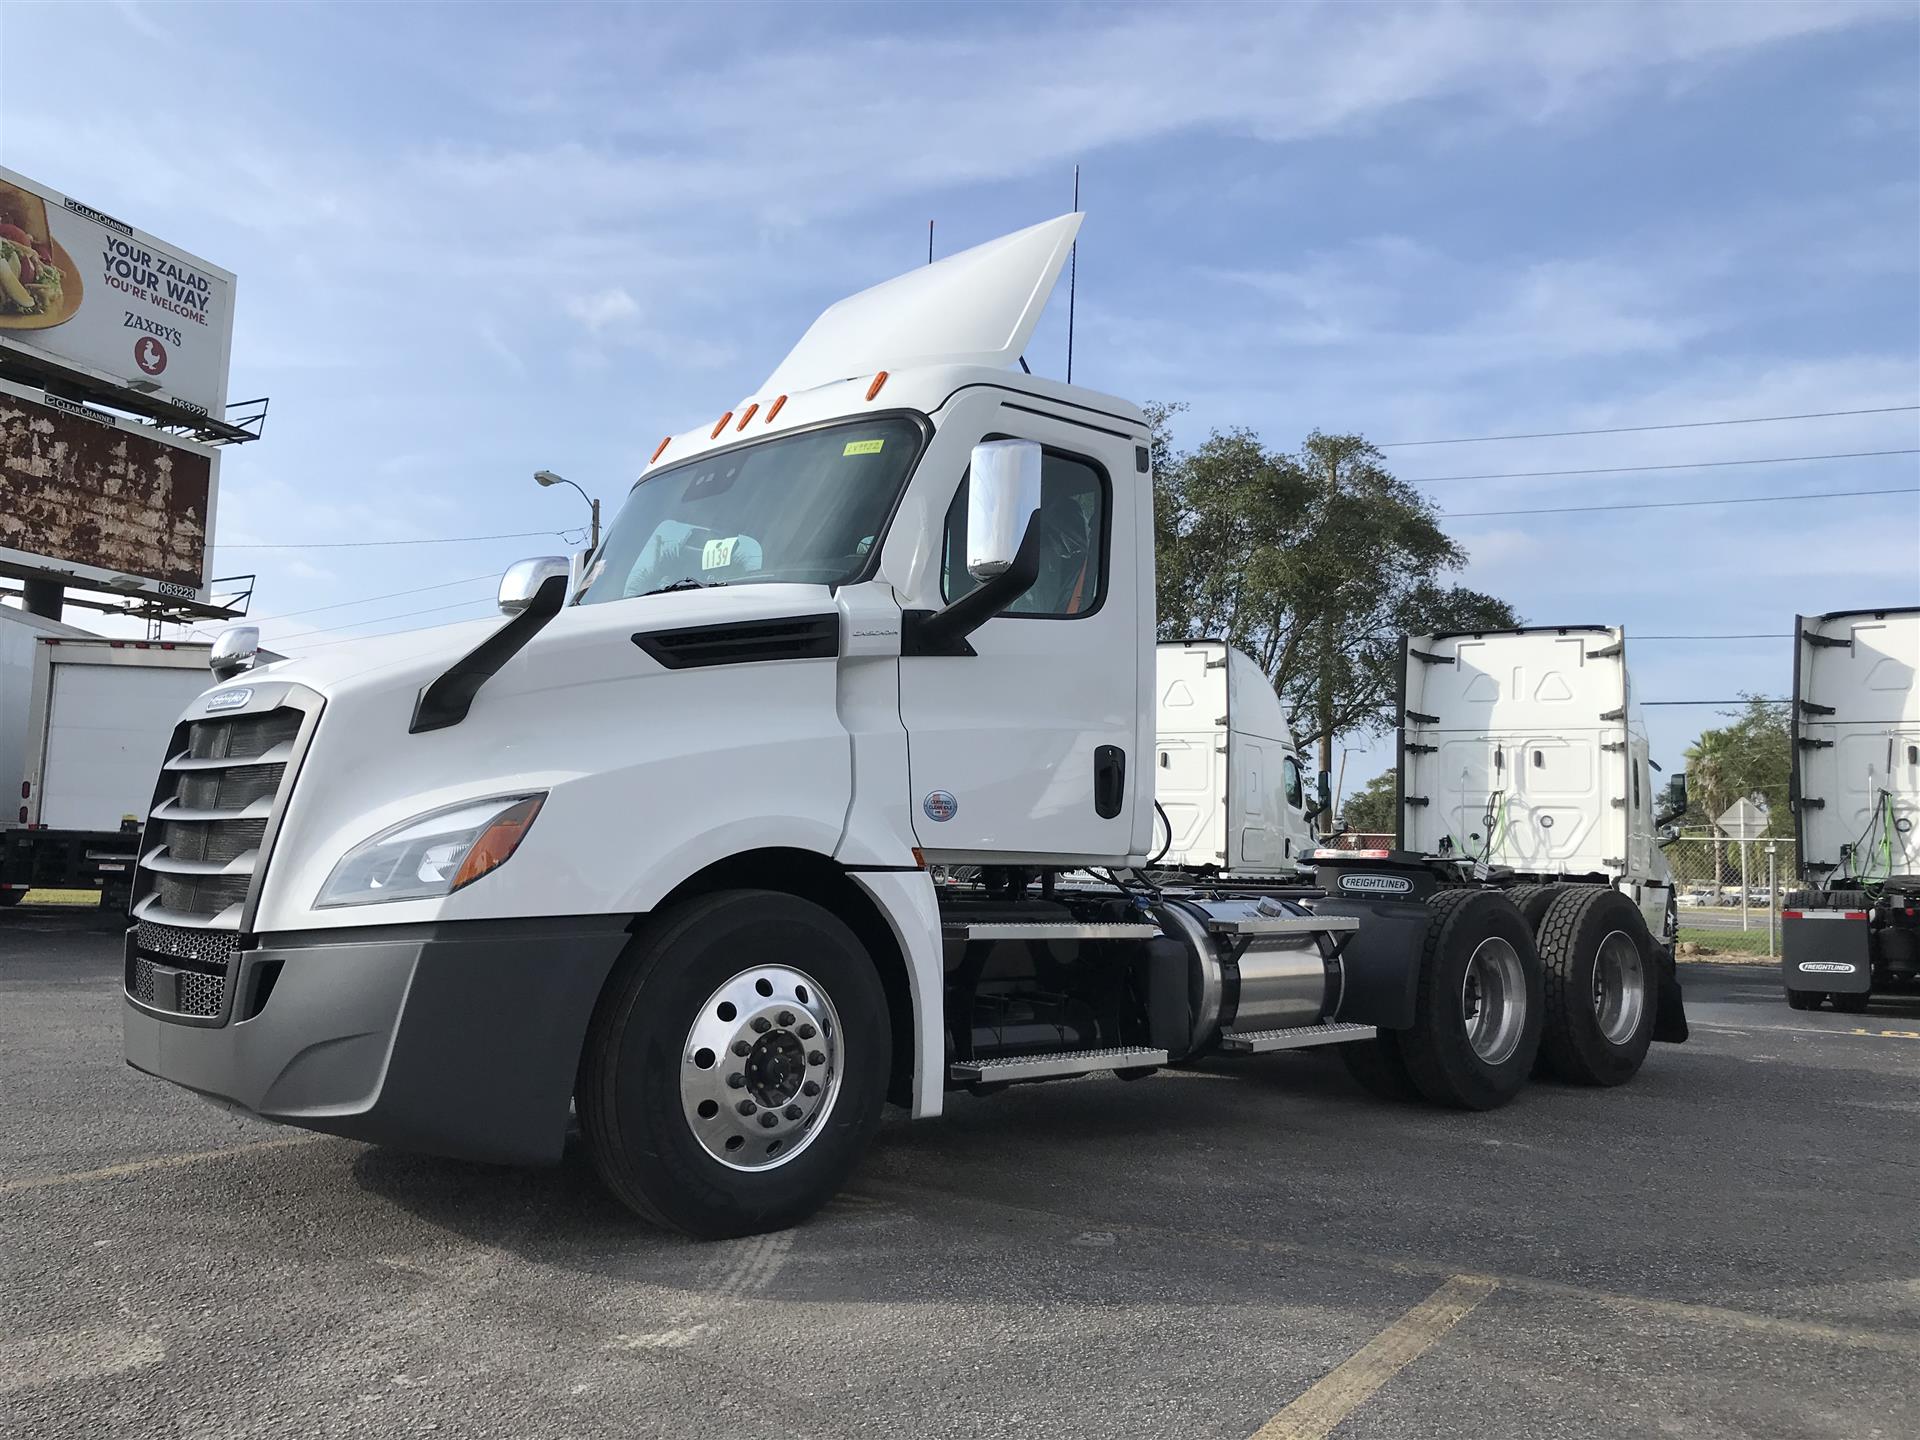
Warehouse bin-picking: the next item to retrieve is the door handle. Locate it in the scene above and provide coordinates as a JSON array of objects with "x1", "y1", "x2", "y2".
[{"x1": 1094, "y1": 745, "x2": 1126, "y2": 819}]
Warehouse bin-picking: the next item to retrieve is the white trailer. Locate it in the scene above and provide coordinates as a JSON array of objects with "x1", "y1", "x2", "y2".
[
  {"x1": 1, "y1": 613, "x2": 212, "y2": 906},
  {"x1": 1152, "y1": 641, "x2": 1314, "y2": 876},
  {"x1": 1782, "y1": 607, "x2": 1920, "y2": 1011},
  {"x1": 121, "y1": 215, "x2": 1684, "y2": 1237}
]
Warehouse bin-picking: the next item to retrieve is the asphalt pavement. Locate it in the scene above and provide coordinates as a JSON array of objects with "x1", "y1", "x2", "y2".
[{"x1": 3, "y1": 907, "x2": 1917, "y2": 1439}]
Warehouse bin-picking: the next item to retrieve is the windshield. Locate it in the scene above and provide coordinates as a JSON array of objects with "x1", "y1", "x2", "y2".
[{"x1": 577, "y1": 416, "x2": 925, "y2": 604}]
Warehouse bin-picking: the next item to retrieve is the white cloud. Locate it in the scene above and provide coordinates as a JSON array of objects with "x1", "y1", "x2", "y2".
[{"x1": 565, "y1": 287, "x2": 641, "y2": 335}]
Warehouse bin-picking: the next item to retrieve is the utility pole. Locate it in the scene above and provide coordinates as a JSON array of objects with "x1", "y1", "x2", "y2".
[{"x1": 1316, "y1": 447, "x2": 1339, "y2": 835}]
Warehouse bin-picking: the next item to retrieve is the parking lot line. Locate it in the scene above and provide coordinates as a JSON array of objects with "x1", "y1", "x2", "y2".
[
  {"x1": 0, "y1": 1133, "x2": 327, "y2": 1196},
  {"x1": 1250, "y1": 1275, "x2": 1497, "y2": 1440},
  {"x1": 1694, "y1": 1021, "x2": 1920, "y2": 1042}
]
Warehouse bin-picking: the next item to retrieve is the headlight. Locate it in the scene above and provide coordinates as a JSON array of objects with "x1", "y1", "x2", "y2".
[{"x1": 316, "y1": 794, "x2": 544, "y2": 908}]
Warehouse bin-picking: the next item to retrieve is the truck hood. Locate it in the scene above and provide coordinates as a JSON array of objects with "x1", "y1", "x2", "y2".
[{"x1": 244, "y1": 583, "x2": 841, "y2": 703}]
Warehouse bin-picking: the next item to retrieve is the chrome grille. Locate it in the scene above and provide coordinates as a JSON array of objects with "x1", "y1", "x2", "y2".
[{"x1": 135, "y1": 703, "x2": 308, "y2": 930}]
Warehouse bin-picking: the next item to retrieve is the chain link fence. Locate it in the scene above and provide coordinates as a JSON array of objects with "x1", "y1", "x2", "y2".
[{"x1": 1662, "y1": 830, "x2": 1798, "y2": 956}]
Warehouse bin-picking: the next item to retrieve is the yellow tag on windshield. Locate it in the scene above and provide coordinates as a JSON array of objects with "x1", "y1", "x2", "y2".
[{"x1": 843, "y1": 439, "x2": 885, "y2": 456}]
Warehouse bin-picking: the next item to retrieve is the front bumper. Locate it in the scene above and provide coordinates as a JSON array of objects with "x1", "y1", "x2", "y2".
[{"x1": 123, "y1": 915, "x2": 632, "y2": 1165}]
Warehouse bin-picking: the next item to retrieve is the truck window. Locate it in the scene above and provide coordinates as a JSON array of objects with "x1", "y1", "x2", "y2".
[
  {"x1": 1283, "y1": 756, "x2": 1303, "y2": 810},
  {"x1": 577, "y1": 417, "x2": 926, "y2": 603},
  {"x1": 941, "y1": 450, "x2": 1107, "y2": 617}
]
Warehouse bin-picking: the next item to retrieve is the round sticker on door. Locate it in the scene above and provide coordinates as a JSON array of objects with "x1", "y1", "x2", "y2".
[
  {"x1": 923, "y1": 790, "x2": 958, "y2": 823},
  {"x1": 1540, "y1": 814, "x2": 1554, "y2": 829}
]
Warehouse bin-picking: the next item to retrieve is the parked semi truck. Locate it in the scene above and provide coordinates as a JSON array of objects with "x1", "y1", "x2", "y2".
[
  {"x1": 1310, "y1": 626, "x2": 1687, "y2": 1089},
  {"x1": 1783, "y1": 606, "x2": 1920, "y2": 1012},
  {"x1": 0, "y1": 608, "x2": 212, "y2": 907},
  {"x1": 122, "y1": 215, "x2": 1681, "y2": 1237}
]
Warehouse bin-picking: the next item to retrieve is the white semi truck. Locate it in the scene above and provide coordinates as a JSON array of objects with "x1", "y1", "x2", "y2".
[
  {"x1": 1782, "y1": 607, "x2": 1920, "y2": 1012},
  {"x1": 0, "y1": 608, "x2": 212, "y2": 907},
  {"x1": 122, "y1": 216, "x2": 1684, "y2": 1237}
]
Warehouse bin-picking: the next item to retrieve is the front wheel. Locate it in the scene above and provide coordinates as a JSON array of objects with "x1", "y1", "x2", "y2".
[
  {"x1": 578, "y1": 889, "x2": 891, "y2": 1238},
  {"x1": 1397, "y1": 889, "x2": 1544, "y2": 1110}
]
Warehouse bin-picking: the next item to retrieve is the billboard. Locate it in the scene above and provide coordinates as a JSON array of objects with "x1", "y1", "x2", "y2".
[
  {"x1": 0, "y1": 374, "x2": 218, "y2": 603},
  {"x1": 0, "y1": 165, "x2": 235, "y2": 419}
]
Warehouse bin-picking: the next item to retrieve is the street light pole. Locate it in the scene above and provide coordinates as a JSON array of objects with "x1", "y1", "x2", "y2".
[{"x1": 533, "y1": 469, "x2": 601, "y2": 550}]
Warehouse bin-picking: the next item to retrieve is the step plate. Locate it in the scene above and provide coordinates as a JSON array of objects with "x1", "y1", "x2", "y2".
[
  {"x1": 949, "y1": 1046, "x2": 1169, "y2": 1083},
  {"x1": 942, "y1": 921, "x2": 1162, "y2": 941},
  {"x1": 1218, "y1": 1022, "x2": 1378, "y2": 1054},
  {"x1": 1205, "y1": 914, "x2": 1360, "y2": 937}
]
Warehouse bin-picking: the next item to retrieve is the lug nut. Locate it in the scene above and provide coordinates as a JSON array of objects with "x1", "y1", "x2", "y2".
[
  {"x1": 802, "y1": 1080, "x2": 821, "y2": 1097},
  {"x1": 732, "y1": 1040, "x2": 751, "y2": 1057},
  {"x1": 777, "y1": 1010, "x2": 795, "y2": 1027},
  {"x1": 807, "y1": 1050, "x2": 826, "y2": 1066},
  {"x1": 751, "y1": 1016, "x2": 772, "y2": 1033},
  {"x1": 797, "y1": 1023, "x2": 816, "y2": 1040},
  {"x1": 727, "y1": 1072, "x2": 746, "y2": 1089},
  {"x1": 759, "y1": 1111, "x2": 779, "y2": 1129},
  {"x1": 736, "y1": 1099, "x2": 757, "y2": 1115},
  {"x1": 784, "y1": 1104, "x2": 803, "y2": 1120}
]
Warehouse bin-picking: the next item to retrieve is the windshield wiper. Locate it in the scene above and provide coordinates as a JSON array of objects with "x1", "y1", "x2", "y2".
[{"x1": 635, "y1": 578, "x2": 725, "y2": 598}]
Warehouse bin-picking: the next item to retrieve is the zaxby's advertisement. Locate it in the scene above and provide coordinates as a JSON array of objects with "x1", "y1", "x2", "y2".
[{"x1": 0, "y1": 164, "x2": 235, "y2": 418}]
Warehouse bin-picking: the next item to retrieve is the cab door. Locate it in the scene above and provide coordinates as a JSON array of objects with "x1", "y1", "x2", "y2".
[{"x1": 893, "y1": 399, "x2": 1144, "y2": 864}]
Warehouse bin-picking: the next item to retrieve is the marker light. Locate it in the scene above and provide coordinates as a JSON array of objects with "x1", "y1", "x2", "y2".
[
  {"x1": 650, "y1": 436, "x2": 671, "y2": 465},
  {"x1": 765, "y1": 394, "x2": 787, "y2": 423},
  {"x1": 711, "y1": 412, "x2": 734, "y2": 438},
  {"x1": 866, "y1": 371, "x2": 889, "y2": 401},
  {"x1": 735, "y1": 403, "x2": 759, "y2": 430}
]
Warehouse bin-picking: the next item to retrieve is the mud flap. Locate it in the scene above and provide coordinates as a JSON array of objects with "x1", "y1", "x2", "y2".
[{"x1": 1654, "y1": 948, "x2": 1689, "y2": 1043}]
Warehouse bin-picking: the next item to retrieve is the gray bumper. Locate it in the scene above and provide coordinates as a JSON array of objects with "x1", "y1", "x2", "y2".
[{"x1": 124, "y1": 915, "x2": 632, "y2": 1165}]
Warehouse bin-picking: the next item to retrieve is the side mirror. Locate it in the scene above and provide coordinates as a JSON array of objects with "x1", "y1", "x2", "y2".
[
  {"x1": 499, "y1": 556, "x2": 572, "y2": 614},
  {"x1": 902, "y1": 440, "x2": 1045, "y2": 657},
  {"x1": 1667, "y1": 773, "x2": 1688, "y2": 815},
  {"x1": 1302, "y1": 771, "x2": 1330, "y2": 823},
  {"x1": 209, "y1": 624, "x2": 261, "y2": 681},
  {"x1": 966, "y1": 439, "x2": 1043, "y2": 579}
]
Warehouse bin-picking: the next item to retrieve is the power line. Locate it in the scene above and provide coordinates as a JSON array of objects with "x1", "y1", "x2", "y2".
[
  {"x1": 266, "y1": 596, "x2": 500, "y2": 643},
  {"x1": 1445, "y1": 485, "x2": 1917, "y2": 519},
  {"x1": 1410, "y1": 448, "x2": 1918, "y2": 485},
  {"x1": 273, "y1": 598, "x2": 500, "y2": 648},
  {"x1": 1641, "y1": 699, "x2": 1789, "y2": 706},
  {"x1": 216, "y1": 529, "x2": 579, "y2": 551},
  {"x1": 1383, "y1": 405, "x2": 1920, "y2": 448},
  {"x1": 246, "y1": 573, "x2": 497, "y2": 626},
  {"x1": 1637, "y1": 634, "x2": 1791, "y2": 640}
]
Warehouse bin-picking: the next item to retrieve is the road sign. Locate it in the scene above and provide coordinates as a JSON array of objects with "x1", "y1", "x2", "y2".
[{"x1": 1716, "y1": 798, "x2": 1768, "y2": 841}]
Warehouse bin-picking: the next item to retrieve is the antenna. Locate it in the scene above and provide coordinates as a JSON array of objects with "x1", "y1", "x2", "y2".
[
  {"x1": 1066, "y1": 165, "x2": 1079, "y2": 384},
  {"x1": 928, "y1": 219, "x2": 934, "y2": 266}
]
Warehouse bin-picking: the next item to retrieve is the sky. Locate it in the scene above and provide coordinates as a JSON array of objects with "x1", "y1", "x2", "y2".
[{"x1": 2, "y1": 0, "x2": 1916, "y2": 792}]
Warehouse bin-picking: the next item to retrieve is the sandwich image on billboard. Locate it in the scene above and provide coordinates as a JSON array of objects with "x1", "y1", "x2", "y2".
[
  {"x1": 0, "y1": 165, "x2": 235, "y2": 419},
  {"x1": 0, "y1": 375, "x2": 218, "y2": 603}
]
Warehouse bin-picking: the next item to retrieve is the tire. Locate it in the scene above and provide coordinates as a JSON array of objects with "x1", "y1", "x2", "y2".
[
  {"x1": 1502, "y1": 884, "x2": 1568, "y2": 932},
  {"x1": 1783, "y1": 889, "x2": 1818, "y2": 911},
  {"x1": 1830, "y1": 991, "x2": 1871, "y2": 1014},
  {"x1": 578, "y1": 889, "x2": 891, "y2": 1239},
  {"x1": 1827, "y1": 890, "x2": 1871, "y2": 911},
  {"x1": 1536, "y1": 888, "x2": 1659, "y2": 1086},
  {"x1": 1784, "y1": 988, "x2": 1823, "y2": 1011},
  {"x1": 0, "y1": 890, "x2": 22, "y2": 908},
  {"x1": 1396, "y1": 889, "x2": 1544, "y2": 1110},
  {"x1": 1339, "y1": 1030, "x2": 1421, "y2": 1102}
]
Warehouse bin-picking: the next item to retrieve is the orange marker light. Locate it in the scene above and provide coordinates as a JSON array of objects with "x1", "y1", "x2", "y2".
[
  {"x1": 735, "y1": 402, "x2": 759, "y2": 431},
  {"x1": 765, "y1": 394, "x2": 787, "y2": 423},
  {"x1": 451, "y1": 796, "x2": 545, "y2": 891},
  {"x1": 866, "y1": 371, "x2": 889, "y2": 401},
  {"x1": 711, "y1": 412, "x2": 734, "y2": 438},
  {"x1": 650, "y1": 436, "x2": 671, "y2": 465}
]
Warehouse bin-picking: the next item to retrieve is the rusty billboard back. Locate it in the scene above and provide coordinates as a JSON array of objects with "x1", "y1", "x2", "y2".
[{"x1": 0, "y1": 376, "x2": 216, "y2": 599}]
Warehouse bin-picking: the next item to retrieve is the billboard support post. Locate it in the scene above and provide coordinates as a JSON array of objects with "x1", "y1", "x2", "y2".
[{"x1": 21, "y1": 577, "x2": 62, "y2": 619}]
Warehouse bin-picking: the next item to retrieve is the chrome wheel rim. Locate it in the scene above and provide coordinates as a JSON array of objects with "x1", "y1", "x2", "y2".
[
  {"x1": 1461, "y1": 936, "x2": 1526, "y2": 1065},
  {"x1": 1592, "y1": 930, "x2": 1646, "y2": 1046},
  {"x1": 680, "y1": 965, "x2": 842, "y2": 1172}
]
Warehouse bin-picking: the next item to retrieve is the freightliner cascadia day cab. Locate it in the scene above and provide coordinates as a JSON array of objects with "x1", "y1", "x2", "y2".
[
  {"x1": 1309, "y1": 626, "x2": 1690, "y2": 1088},
  {"x1": 1782, "y1": 607, "x2": 1920, "y2": 1012},
  {"x1": 0, "y1": 609, "x2": 214, "y2": 908},
  {"x1": 123, "y1": 216, "x2": 1681, "y2": 1237}
]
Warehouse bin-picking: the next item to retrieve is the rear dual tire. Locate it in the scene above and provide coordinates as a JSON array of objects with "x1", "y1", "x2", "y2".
[
  {"x1": 1535, "y1": 888, "x2": 1659, "y2": 1087},
  {"x1": 1343, "y1": 889, "x2": 1543, "y2": 1110}
]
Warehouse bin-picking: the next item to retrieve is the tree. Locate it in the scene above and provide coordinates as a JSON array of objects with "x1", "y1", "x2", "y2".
[
  {"x1": 1153, "y1": 423, "x2": 1518, "y2": 830},
  {"x1": 1680, "y1": 697, "x2": 1793, "y2": 837},
  {"x1": 1341, "y1": 770, "x2": 1397, "y2": 835}
]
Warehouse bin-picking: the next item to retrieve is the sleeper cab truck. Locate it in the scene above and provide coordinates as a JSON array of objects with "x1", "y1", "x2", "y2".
[
  {"x1": 1783, "y1": 607, "x2": 1920, "y2": 1012},
  {"x1": 123, "y1": 214, "x2": 1562, "y2": 1238},
  {"x1": 1311, "y1": 626, "x2": 1690, "y2": 1090}
]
